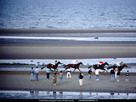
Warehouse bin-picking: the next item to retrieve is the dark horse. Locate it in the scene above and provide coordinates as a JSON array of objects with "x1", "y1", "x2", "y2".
[
  {"x1": 107, "y1": 63, "x2": 128, "y2": 72},
  {"x1": 42, "y1": 61, "x2": 62, "y2": 72},
  {"x1": 63, "y1": 62, "x2": 84, "y2": 72},
  {"x1": 88, "y1": 62, "x2": 109, "y2": 72}
]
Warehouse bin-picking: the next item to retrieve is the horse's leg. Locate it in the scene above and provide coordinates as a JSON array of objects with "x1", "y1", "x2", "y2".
[
  {"x1": 78, "y1": 68, "x2": 82, "y2": 72},
  {"x1": 103, "y1": 67, "x2": 108, "y2": 72},
  {"x1": 73, "y1": 68, "x2": 76, "y2": 73},
  {"x1": 103, "y1": 68, "x2": 108, "y2": 73},
  {"x1": 51, "y1": 68, "x2": 53, "y2": 72},
  {"x1": 56, "y1": 68, "x2": 58, "y2": 73},
  {"x1": 106, "y1": 69, "x2": 108, "y2": 73}
]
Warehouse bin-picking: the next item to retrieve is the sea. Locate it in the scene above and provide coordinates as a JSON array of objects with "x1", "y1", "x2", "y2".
[{"x1": 0, "y1": 0, "x2": 136, "y2": 29}]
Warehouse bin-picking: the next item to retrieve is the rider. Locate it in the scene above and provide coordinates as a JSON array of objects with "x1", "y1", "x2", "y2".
[
  {"x1": 73, "y1": 59, "x2": 79, "y2": 64},
  {"x1": 98, "y1": 61, "x2": 104, "y2": 65},
  {"x1": 52, "y1": 60, "x2": 58, "y2": 65},
  {"x1": 97, "y1": 61, "x2": 104, "y2": 67},
  {"x1": 117, "y1": 61, "x2": 124, "y2": 66}
]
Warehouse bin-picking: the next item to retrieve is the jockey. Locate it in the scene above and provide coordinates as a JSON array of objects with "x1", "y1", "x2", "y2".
[
  {"x1": 98, "y1": 61, "x2": 104, "y2": 65},
  {"x1": 117, "y1": 61, "x2": 123, "y2": 66},
  {"x1": 97, "y1": 61, "x2": 104, "y2": 67},
  {"x1": 73, "y1": 59, "x2": 79, "y2": 64},
  {"x1": 52, "y1": 60, "x2": 58, "y2": 65}
]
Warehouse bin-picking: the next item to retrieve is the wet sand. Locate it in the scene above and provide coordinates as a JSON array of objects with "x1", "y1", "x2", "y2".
[
  {"x1": 1, "y1": 28, "x2": 136, "y2": 33},
  {"x1": 0, "y1": 71, "x2": 136, "y2": 93},
  {"x1": 1, "y1": 45, "x2": 136, "y2": 59}
]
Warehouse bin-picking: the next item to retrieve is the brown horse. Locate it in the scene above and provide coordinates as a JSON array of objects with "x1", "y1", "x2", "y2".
[
  {"x1": 63, "y1": 62, "x2": 84, "y2": 72},
  {"x1": 88, "y1": 62, "x2": 109, "y2": 72},
  {"x1": 107, "y1": 63, "x2": 128, "y2": 72},
  {"x1": 42, "y1": 61, "x2": 62, "y2": 72}
]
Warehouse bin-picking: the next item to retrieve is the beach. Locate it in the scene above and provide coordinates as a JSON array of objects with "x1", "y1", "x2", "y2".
[
  {"x1": 0, "y1": 71, "x2": 135, "y2": 93},
  {"x1": 0, "y1": 29, "x2": 136, "y2": 97},
  {"x1": 1, "y1": 29, "x2": 136, "y2": 59},
  {"x1": 1, "y1": 45, "x2": 136, "y2": 59},
  {"x1": 1, "y1": 0, "x2": 136, "y2": 99}
]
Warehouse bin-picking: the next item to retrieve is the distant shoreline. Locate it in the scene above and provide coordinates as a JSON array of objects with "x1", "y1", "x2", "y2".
[{"x1": 0, "y1": 28, "x2": 136, "y2": 33}]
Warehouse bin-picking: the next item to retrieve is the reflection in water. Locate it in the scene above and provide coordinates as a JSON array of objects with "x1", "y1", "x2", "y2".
[
  {"x1": 47, "y1": 91, "x2": 50, "y2": 95},
  {"x1": 126, "y1": 93, "x2": 129, "y2": 96},
  {"x1": 53, "y1": 91, "x2": 56, "y2": 99},
  {"x1": 110, "y1": 93, "x2": 114, "y2": 98},
  {"x1": 79, "y1": 92, "x2": 83, "y2": 99},
  {"x1": 59, "y1": 91, "x2": 63, "y2": 99},
  {"x1": 0, "y1": 90, "x2": 135, "y2": 99},
  {"x1": 110, "y1": 93, "x2": 114, "y2": 96}
]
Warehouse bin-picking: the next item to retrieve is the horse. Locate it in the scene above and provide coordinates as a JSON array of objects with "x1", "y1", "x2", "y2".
[
  {"x1": 63, "y1": 62, "x2": 84, "y2": 73},
  {"x1": 42, "y1": 61, "x2": 62, "y2": 72},
  {"x1": 88, "y1": 62, "x2": 109, "y2": 72},
  {"x1": 107, "y1": 63, "x2": 128, "y2": 72}
]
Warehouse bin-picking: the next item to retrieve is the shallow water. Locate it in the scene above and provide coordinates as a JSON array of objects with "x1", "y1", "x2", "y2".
[
  {"x1": 0, "y1": 90, "x2": 136, "y2": 99},
  {"x1": 0, "y1": 58, "x2": 136, "y2": 72},
  {"x1": 1, "y1": 36, "x2": 136, "y2": 41}
]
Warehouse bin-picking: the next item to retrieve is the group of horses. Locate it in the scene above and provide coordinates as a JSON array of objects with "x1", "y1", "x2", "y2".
[{"x1": 41, "y1": 61, "x2": 128, "y2": 73}]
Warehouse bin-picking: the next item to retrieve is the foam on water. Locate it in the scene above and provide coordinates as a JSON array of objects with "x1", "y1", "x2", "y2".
[
  {"x1": 1, "y1": 36, "x2": 136, "y2": 41},
  {"x1": 1, "y1": 58, "x2": 136, "y2": 65}
]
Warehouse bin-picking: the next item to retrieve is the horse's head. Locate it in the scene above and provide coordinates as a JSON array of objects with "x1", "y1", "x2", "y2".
[
  {"x1": 56, "y1": 61, "x2": 62, "y2": 65},
  {"x1": 123, "y1": 64, "x2": 128, "y2": 67},
  {"x1": 104, "y1": 62, "x2": 109, "y2": 65},
  {"x1": 79, "y1": 62, "x2": 84, "y2": 65}
]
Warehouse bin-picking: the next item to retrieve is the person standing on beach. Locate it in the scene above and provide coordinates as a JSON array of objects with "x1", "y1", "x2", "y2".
[
  {"x1": 110, "y1": 68, "x2": 115, "y2": 82},
  {"x1": 78, "y1": 72, "x2": 84, "y2": 87},
  {"x1": 116, "y1": 71, "x2": 120, "y2": 82},
  {"x1": 115, "y1": 67, "x2": 118, "y2": 79},
  {"x1": 88, "y1": 68, "x2": 92, "y2": 79},
  {"x1": 30, "y1": 67, "x2": 35, "y2": 81},
  {"x1": 66, "y1": 68, "x2": 71, "y2": 79},
  {"x1": 125, "y1": 70, "x2": 129, "y2": 82},
  {"x1": 58, "y1": 70, "x2": 63, "y2": 83},
  {"x1": 45, "y1": 68, "x2": 51, "y2": 80},
  {"x1": 52, "y1": 73, "x2": 57, "y2": 86},
  {"x1": 34, "y1": 67, "x2": 40, "y2": 81},
  {"x1": 95, "y1": 69, "x2": 100, "y2": 81}
]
